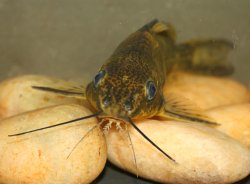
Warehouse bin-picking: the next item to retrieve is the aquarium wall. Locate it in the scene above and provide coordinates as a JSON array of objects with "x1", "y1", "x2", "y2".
[{"x1": 0, "y1": 0, "x2": 249, "y2": 84}]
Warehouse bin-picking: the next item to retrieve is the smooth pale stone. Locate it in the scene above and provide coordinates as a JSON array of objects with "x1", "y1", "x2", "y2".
[
  {"x1": 106, "y1": 120, "x2": 250, "y2": 184},
  {"x1": 0, "y1": 75, "x2": 84, "y2": 120},
  {"x1": 0, "y1": 104, "x2": 107, "y2": 184},
  {"x1": 207, "y1": 103, "x2": 250, "y2": 148},
  {"x1": 164, "y1": 72, "x2": 249, "y2": 110}
]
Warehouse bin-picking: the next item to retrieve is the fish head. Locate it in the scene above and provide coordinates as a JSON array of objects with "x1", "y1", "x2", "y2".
[{"x1": 86, "y1": 57, "x2": 164, "y2": 120}]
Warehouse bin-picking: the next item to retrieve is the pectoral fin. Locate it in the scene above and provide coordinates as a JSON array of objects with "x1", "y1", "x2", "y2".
[
  {"x1": 32, "y1": 81, "x2": 86, "y2": 99},
  {"x1": 159, "y1": 94, "x2": 218, "y2": 125}
]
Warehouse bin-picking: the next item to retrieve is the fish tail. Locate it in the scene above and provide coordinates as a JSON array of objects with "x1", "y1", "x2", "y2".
[{"x1": 174, "y1": 39, "x2": 234, "y2": 76}]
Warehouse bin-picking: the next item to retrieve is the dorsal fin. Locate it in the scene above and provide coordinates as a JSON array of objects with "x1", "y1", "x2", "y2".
[
  {"x1": 139, "y1": 19, "x2": 176, "y2": 42},
  {"x1": 138, "y1": 19, "x2": 159, "y2": 32},
  {"x1": 151, "y1": 22, "x2": 176, "y2": 41}
]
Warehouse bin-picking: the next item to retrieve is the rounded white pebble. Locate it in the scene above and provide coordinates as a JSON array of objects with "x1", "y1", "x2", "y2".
[
  {"x1": 0, "y1": 104, "x2": 107, "y2": 184},
  {"x1": 0, "y1": 75, "x2": 84, "y2": 119},
  {"x1": 164, "y1": 72, "x2": 249, "y2": 110},
  {"x1": 207, "y1": 103, "x2": 250, "y2": 148},
  {"x1": 106, "y1": 120, "x2": 250, "y2": 184}
]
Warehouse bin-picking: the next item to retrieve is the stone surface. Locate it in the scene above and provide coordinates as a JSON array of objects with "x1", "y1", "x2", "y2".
[
  {"x1": 106, "y1": 120, "x2": 250, "y2": 184},
  {"x1": 0, "y1": 75, "x2": 84, "y2": 120},
  {"x1": 0, "y1": 104, "x2": 107, "y2": 184},
  {"x1": 207, "y1": 103, "x2": 250, "y2": 148},
  {"x1": 164, "y1": 72, "x2": 249, "y2": 110}
]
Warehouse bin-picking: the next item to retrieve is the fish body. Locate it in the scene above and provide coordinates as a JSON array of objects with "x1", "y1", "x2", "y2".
[
  {"x1": 85, "y1": 19, "x2": 233, "y2": 122},
  {"x1": 86, "y1": 20, "x2": 173, "y2": 120}
]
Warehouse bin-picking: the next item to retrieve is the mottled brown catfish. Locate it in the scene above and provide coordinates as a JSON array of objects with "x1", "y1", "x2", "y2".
[
  {"x1": 85, "y1": 19, "x2": 233, "y2": 122},
  {"x1": 9, "y1": 19, "x2": 234, "y2": 162}
]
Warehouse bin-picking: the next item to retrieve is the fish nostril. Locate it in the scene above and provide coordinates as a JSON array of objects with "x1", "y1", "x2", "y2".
[
  {"x1": 103, "y1": 96, "x2": 111, "y2": 107},
  {"x1": 124, "y1": 100, "x2": 132, "y2": 112}
]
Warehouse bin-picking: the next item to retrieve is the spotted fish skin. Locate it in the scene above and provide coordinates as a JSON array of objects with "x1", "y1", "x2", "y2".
[
  {"x1": 86, "y1": 19, "x2": 233, "y2": 122},
  {"x1": 86, "y1": 20, "x2": 174, "y2": 120}
]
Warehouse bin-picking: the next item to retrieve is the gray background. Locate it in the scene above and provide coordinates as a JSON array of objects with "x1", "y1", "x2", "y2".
[{"x1": 0, "y1": 0, "x2": 249, "y2": 183}]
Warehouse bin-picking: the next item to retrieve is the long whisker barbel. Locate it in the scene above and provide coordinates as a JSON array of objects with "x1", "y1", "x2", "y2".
[
  {"x1": 8, "y1": 112, "x2": 101, "y2": 137},
  {"x1": 127, "y1": 118, "x2": 176, "y2": 163},
  {"x1": 66, "y1": 123, "x2": 101, "y2": 159},
  {"x1": 125, "y1": 124, "x2": 139, "y2": 177},
  {"x1": 8, "y1": 110, "x2": 176, "y2": 163}
]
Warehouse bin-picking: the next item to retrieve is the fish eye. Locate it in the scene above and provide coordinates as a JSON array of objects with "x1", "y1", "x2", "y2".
[
  {"x1": 94, "y1": 70, "x2": 106, "y2": 87},
  {"x1": 146, "y1": 80, "x2": 156, "y2": 100}
]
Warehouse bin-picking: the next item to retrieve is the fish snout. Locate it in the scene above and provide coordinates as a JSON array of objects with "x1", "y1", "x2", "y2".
[{"x1": 100, "y1": 96, "x2": 134, "y2": 117}]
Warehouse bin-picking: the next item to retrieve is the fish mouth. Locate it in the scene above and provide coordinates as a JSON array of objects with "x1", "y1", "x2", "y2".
[
  {"x1": 98, "y1": 114, "x2": 129, "y2": 124},
  {"x1": 99, "y1": 114, "x2": 176, "y2": 162}
]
